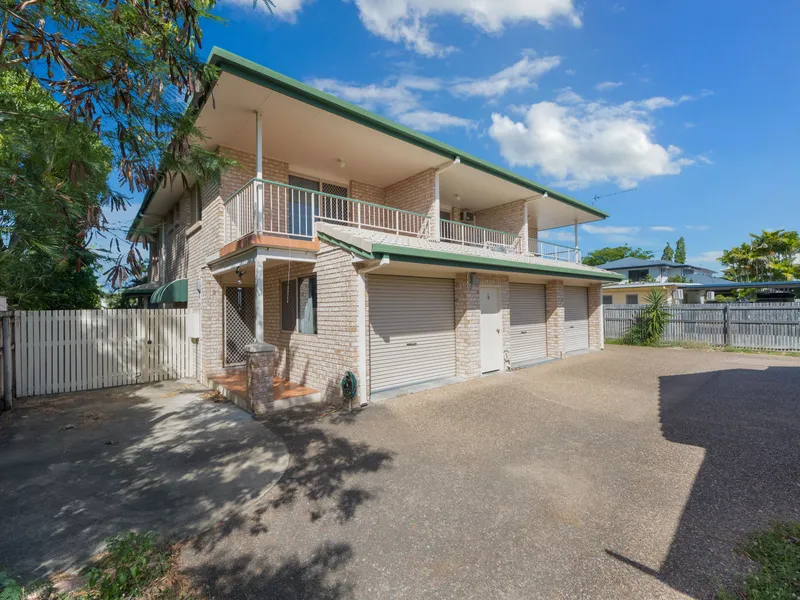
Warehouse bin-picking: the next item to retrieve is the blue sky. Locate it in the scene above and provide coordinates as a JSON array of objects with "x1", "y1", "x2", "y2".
[{"x1": 113, "y1": 0, "x2": 800, "y2": 271}]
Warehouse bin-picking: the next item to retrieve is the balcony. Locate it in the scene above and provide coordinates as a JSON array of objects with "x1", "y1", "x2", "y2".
[{"x1": 223, "y1": 179, "x2": 581, "y2": 263}]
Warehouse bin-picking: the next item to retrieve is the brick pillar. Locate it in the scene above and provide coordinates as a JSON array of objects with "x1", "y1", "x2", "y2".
[
  {"x1": 588, "y1": 283, "x2": 604, "y2": 350},
  {"x1": 545, "y1": 280, "x2": 565, "y2": 358},
  {"x1": 246, "y1": 342, "x2": 276, "y2": 415},
  {"x1": 454, "y1": 273, "x2": 481, "y2": 378}
]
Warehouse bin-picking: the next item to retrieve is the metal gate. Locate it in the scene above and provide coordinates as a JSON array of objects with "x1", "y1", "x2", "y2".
[
  {"x1": 13, "y1": 309, "x2": 192, "y2": 397},
  {"x1": 224, "y1": 286, "x2": 256, "y2": 365}
]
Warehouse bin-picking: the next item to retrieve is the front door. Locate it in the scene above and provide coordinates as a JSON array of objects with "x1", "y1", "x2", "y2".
[{"x1": 480, "y1": 285, "x2": 504, "y2": 373}]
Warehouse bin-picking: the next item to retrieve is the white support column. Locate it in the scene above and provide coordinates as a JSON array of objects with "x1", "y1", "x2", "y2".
[
  {"x1": 255, "y1": 111, "x2": 264, "y2": 234},
  {"x1": 357, "y1": 270, "x2": 368, "y2": 406},
  {"x1": 521, "y1": 202, "x2": 530, "y2": 255},
  {"x1": 255, "y1": 111, "x2": 263, "y2": 180},
  {"x1": 254, "y1": 255, "x2": 265, "y2": 343},
  {"x1": 433, "y1": 171, "x2": 441, "y2": 241},
  {"x1": 573, "y1": 222, "x2": 579, "y2": 262}
]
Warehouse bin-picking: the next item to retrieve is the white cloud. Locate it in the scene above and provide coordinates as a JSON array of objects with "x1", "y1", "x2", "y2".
[
  {"x1": 489, "y1": 92, "x2": 700, "y2": 189},
  {"x1": 351, "y1": 0, "x2": 582, "y2": 56},
  {"x1": 687, "y1": 250, "x2": 723, "y2": 270},
  {"x1": 309, "y1": 77, "x2": 421, "y2": 116},
  {"x1": 696, "y1": 154, "x2": 714, "y2": 165},
  {"x1": 650, "y1": 226, "x2": 676, "y2": 232},
  {"x1": 397, "y1": 110, "x2": 475, "y2": 131},
  {"x1": 451, "y1": 54, "x2": 561, "y2": 98},
  {"x1": 582, "y1": 224, "x2": 640, "y2": 235},
  {"x1": 538, "y1": 230, "x2": 575, "y2": 242},
  {"x1": 686, "y1": 225, "x2": 711, "y2": 230},
  {"x1": 308, "y1": 75, "x2": 474, "y2": 132},
  {"x1": 565, "y1": 68, "x2": 577, "y2": 76},
  {"x1": 595, "y1": 81, "x2": 623, "y2": 92}
]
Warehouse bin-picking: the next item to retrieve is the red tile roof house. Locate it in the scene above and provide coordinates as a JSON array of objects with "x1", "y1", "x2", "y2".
[{"x1": 128, "y1": 48, "x2": 623, "y2": 414}]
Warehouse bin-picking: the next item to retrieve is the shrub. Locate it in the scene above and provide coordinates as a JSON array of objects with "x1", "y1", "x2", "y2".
[{"x1": 626, "y1": 289, "x2": 671, "y2": 345}]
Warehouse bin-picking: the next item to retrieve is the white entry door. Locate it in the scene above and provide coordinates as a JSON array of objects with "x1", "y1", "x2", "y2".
[{"x1": 480, "y1": 286, "x2": 504, "y2": 373}]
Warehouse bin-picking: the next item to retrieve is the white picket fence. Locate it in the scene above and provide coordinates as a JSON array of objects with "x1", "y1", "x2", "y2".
[{"x1": 13, "y1": 309, "x2": 193, "y2": 398}]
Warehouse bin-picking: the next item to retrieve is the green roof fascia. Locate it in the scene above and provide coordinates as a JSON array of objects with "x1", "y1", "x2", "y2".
[
  {"x1": 206, "y1": 47, "x2": 609, "y2": 221},
  {"x1": 150, "y1": 279, "x2": 188, "y2": 304}
]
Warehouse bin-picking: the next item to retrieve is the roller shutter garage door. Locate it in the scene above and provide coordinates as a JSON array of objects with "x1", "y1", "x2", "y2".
[
  {"x1": 564, "y1": 286, "x2": 590, "y2": 353},
  {"x1": 369, "y1": 275, "x2": 456, "y2": 393},
  {"x1": 509, "y1": 283, "x2": 547, "y2": 366}
]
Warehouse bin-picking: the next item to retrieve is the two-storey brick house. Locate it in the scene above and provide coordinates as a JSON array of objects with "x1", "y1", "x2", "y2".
[{"x1": 129, "y1": 48, "x2": 623, "y2": 412}]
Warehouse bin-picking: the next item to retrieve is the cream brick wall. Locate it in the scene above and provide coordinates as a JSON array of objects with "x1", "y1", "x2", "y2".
[
  {"x1": 350, "y1": 180, "x2": 384, "y2": 205},
  {"x1": 454, "y1": 273, "x2": 480, "y2": 379},
  {"x1": 475, "y1": 199, "x2": 526, "y2": 237},
  {"x1": 263, "y1": 242, "x2": 359, "y2": 402},
  {"x1": 587, "y1": 282, "x2": 604, "y2": 350},
  {"x1": 219, "y1": 146, "x2": 289, "y2": 199},
  {"x1": 545, "y1": 280, "x2": 565, "y2": 358},
  {"x1": 383, "y1": 169, "x2": 437, "y2": 238}
]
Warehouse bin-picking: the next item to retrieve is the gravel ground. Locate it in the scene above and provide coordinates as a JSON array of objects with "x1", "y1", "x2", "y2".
[{"x1": 184, "y1": 347, "x2": 796, "y2": 598}]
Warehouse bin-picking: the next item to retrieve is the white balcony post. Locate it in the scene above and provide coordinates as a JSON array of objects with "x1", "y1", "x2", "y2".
[
  {"x1": 255, "y1": 111, "x2": 263, "y2": 234},
  {"x1": 521, "y1": 202, "x2": 530, "y2": 255},
  {"x1": 254, "y1": 255, "x2": 265, "y2": 343},
  {"x1": 573, "y1": 222, "x2": 579, "y2": 263}
]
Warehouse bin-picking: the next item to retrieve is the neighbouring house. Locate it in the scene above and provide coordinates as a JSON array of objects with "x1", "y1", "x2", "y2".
[
  {"x1": 127, "y1": 48, "x2": 623, "y2": 412},
  {"x1": 598, "y1": 257, "x2": 730, "y2": 304},
  {"x1": 596, "y1": 257, "x2": 722, "y2": 284}
]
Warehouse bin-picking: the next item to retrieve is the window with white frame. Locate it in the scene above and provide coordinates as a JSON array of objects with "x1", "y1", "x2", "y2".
[
  {"x1": 281, "y1": 276, "x2": 317, "y2": 334},
  {"x1": 602, "y1": 295, "x2": 613, "y2": 305},
  {"x1": 626, "y1": 294, "x2": 639, "y2": 305},
  {"x1": 189, "y1": 184, "x2": 202, "y2": 225}
]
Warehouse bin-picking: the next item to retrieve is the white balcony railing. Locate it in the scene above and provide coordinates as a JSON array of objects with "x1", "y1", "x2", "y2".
[
  {"x1": 529, "y1": 238, "x2": 581, "y2": 263},
  {"x1": 223, "y1": 179, "x2": 431, "y2": 244},
  {"x1": 222, "y1": 179, "x2": 583, "y2": 264},
  {"x1": 439, "y1": 219, "x2": 521, "y2": 253}
]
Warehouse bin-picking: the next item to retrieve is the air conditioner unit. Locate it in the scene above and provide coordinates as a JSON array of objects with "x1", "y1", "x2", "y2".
[{"x1": 461, "y1": 210, "x2": 476, "y2": 224}]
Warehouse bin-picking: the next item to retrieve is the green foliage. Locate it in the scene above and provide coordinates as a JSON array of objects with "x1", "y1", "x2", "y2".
[
  {"x1": 583, "y1": 245, "x2": 655, "y2": 267},
  {"x1": 1, "y1": 0, "x2": 248, "y2": 286},
  {"x1": 86, "y1": 532, "x2": 171, "y2": 600},
  {"x1": 675, "y1": 237, "x2": 687, "y2": 264},
  {"x1": 721, "y1": 229, "x2": 800, "y2": 283},
  {"x1": 0, "y1": 70, "x2": 110, "y2": 308},
  {"x1": 661, "y1": 242, "x2": 674, "y2": 261},
  {"x1": 717, "y1": 521, "x2": 800, "y2": 600},
  {"x1": 668, "y1": 275, "x2": 689, "y2": 283},
  {"x1": 626, "y1": 289, "x2": 671, "y2": 345},
  {"x1": 642, "y1": 273, "x2": 657, "y2": 283},
  {"x1": 0, "y1": 571, "x2": 23, "y2": 600}
]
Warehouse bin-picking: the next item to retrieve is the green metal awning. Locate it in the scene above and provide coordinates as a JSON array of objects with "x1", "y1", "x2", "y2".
[
  {"x1": 121, "y1": 282, "x2": 160, "y2": 297},
  {"x1": 150, "y1": 279, "x2": 188, "y2": 304}
]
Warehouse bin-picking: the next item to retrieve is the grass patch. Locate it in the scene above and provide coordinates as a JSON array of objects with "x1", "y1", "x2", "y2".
[
  {"x1": 718, "y1": 522, "x2": 800, "y2": 600},
  {"x1": 0, "y1": 533, "x2": 201, "y2": 600},
  {"x1": 605, "y1": 338, "x2": 800, "y2": 357}
]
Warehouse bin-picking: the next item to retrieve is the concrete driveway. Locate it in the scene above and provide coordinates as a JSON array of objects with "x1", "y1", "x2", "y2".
[
  {"x1": 180, "y1": 346, "x2": 800, "y2": 600},
  {"x1": 0, "y1": 379, "x2": 288, "y2": 579}
]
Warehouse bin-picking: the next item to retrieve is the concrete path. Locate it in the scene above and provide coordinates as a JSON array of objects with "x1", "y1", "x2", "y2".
[
  {"x1": 0, "y1": 379, "x2": 288, "y2": 579},
  {"x1": 180, "y1": 347, "x2": 800, "y2": 600}
]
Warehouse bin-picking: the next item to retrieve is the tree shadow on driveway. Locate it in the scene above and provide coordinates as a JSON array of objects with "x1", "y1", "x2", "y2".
[
  {"x1": 183, "y1": 404, "x2": 394, "y2": 598},
  {"x1": 0, "y1": 380, "x2": 288, "y2": 581},
  {"x1": 606, "y1": 364, "x2": 800, "y2": 598}
]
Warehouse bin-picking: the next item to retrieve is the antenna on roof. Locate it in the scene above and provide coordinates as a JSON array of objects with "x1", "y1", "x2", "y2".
[{"x1": 593, "y1": 187, "x2": 637, "y2": 205}]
